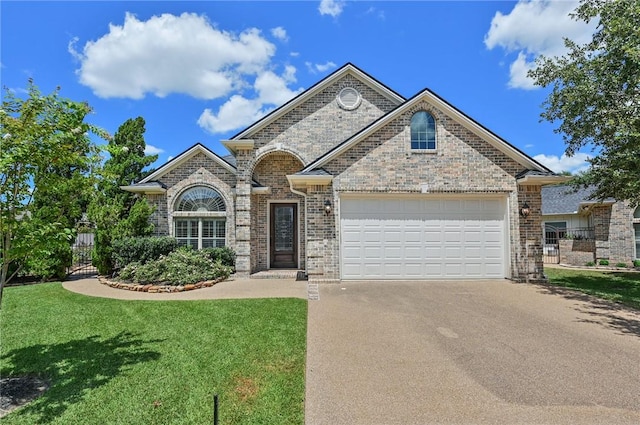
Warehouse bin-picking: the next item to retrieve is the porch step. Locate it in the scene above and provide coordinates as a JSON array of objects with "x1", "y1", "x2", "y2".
[{"x1": 250, "y1": 270, "x2": 307, "y2": 280}]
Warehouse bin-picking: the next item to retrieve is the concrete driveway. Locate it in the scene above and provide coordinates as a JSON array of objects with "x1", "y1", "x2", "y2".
[{"x1": 305, "y1": 280, "x2": 640, "y2": 424}]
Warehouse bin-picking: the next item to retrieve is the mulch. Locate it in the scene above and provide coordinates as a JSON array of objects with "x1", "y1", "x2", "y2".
[{"x1": 0, "y1": 376, "x2": 49, "y2": 418}]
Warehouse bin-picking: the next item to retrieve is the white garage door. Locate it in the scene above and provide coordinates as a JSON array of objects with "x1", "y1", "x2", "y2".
[{"x1": 340, "y1": 197, "x2": 507, "y2": 280}]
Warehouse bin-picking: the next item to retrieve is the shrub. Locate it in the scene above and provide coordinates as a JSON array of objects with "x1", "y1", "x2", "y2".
[
  {"x1": 118, "y1": 247, "x2": 232, "y2": 285},
  {"x1": 585, "y1": 261, "x2": 596, "y2": 267},
  {"x1": 201, "y1": 247, "x2": 236, "y2": 269},
  {"x1": 615, "y1": 262, "x2": 627, "y2": 268},
  {"x1": 598, "y1": 259, "x2": 610, "y2": 266},
  {"x1": 112, "y1": 236, "x2": 178, "y2": 268},
  {"x1": 24, "y1": 243, "x2": 73, "y2": 281},
  {"x1": 634, "y1": 260, "x2": 640, "y2": 268}
]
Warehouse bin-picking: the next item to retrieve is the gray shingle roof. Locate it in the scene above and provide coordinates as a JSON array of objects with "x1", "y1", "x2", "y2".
[{"x1": 541, "y1": 185, "x2": 614, "y2": 215}]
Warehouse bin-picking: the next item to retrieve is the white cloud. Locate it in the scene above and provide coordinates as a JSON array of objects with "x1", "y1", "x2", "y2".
[
  {"x1": 305, "y1": 61, "x2": 337, "y2": 74},
  {"x1": 484, "y1": 0, "x2": 597, "y2": 89},
  {"x1": 534, "y1": 152, "x2": 592, "y2": 174},
  {"x1": 197, "y1": 67, "x2": 303, "y2": 134},
  {"x1": 365, "y1": 6, "x2": 385, "y2": 20},
  {"x1": 271, "y1": 26, "x2": 288, "y2": 42},
  {"x1": 144, "y1": 144, "x2": 164, "y2": 155},
  {"x1": 319, "y1": 0, "x2": 345, "y2": 18},
  {"x1": 71, "y1": 12, "x2": 276, "y2": 99}
]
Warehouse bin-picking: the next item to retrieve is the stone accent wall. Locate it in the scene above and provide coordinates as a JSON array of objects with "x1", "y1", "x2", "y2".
[
  {"x1": 559, "y1": 239, "x2": 595, "y2": 265},
  {"x1": 250, "y1": 152, "x2": 306, "y2": 273},
  {"x1": 250, "y1": 74, "x2": 399, "y2": 163}
]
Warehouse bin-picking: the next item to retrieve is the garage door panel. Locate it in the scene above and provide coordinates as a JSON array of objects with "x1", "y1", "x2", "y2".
[{"x1": 340, "y1": 197, "x2": 506, "y2": 280}]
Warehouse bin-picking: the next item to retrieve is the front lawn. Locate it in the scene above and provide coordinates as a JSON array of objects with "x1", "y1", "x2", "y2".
[
  {"x1": 0, "y1": 283, "x2": 307, "y2": 424},
  {"x1": 545, "y1": 267, "x2": 640, "y2": 310}
]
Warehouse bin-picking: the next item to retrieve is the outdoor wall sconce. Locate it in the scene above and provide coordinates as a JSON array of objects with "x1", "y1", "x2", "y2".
[
  {"x1": 520, "y1": 202, "x2": 531, "y2": 218},
  {"x1": 324, "y1": 200, "x2": 332, "y2": 216}
]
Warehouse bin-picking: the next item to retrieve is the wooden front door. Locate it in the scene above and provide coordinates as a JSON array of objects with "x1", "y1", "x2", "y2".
[{"x1": 270, "y1": 203, "x2": 297, "y2": 268}]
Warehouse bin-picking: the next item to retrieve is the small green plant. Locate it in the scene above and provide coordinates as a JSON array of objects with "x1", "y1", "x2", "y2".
[
  {"x1": 615, "y1": 262, "x2": 627, "y2": 268},
  {"x1": 598, "y1": 259, "x2": 610, "y2": 266},
  {"x1": 634, "y1": 259, "x2": 640, "y2": 268},
  {"x1": 585, "y1": 261, "x2": 596, "y2": 266},
  {"x1": 201, "y1": 246, "x2": 236, "y2": 269}
]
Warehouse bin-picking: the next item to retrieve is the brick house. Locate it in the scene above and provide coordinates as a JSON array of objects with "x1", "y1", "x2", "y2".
[
  {"x1": 122, "y1": 63, "x2": 566, "y2": 282},
  {"x1": 542, "y1": 185, "x2": 640, "y2": 266}
]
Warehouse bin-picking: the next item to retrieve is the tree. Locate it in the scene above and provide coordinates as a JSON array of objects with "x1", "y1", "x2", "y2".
[
  {"x1": 529, "y1": 0, "x2": 640, "y2": 206},
  {"x1": 0, "y1": 80, "x2": 105, "y2": 306},
  {"x1": 89, "y1": 117, "x2": 157, "y2": 275}
]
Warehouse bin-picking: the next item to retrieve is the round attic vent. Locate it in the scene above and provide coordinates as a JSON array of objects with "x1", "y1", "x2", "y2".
[{"x1": 337, "y1": 87, "x2": 362, "y2": 110}]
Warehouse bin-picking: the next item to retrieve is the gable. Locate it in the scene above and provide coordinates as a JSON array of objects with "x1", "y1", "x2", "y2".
[
  {"x1": 322, "y1": 99, "x2": 525, "y2": 193},
  {"x1": 229, "y1": 63, "x2": 404, "y2": 142},
  {"x1": 243, "y1": 73, "x2": 402, "y2": 164},
  {"x1": 301, "y1": 89, "x2": 553, "y2": 176}
]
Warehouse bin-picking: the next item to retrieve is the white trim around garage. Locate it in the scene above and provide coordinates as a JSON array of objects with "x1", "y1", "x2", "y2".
[{"x1": 338, "y1": 193, "x2": 510, "y2": 280}]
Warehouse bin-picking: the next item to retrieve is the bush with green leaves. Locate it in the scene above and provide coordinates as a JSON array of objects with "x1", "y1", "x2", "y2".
[
  {"x1": 634, "y1": 260, "x2": 640, "y2": 268},
  {"x1": 118, "y1": 247, "x2": 232, "y2": 285},
  {"x1": 598, "y1": 259, "x2": 609, "y2": 266},
  {"x1": 615, "y1": 262, "x2": 627, "y2": 268},
  {"x1": 201, "y1": 246, "x2": 236, "y2": 269},
  {"x1": 585, "y1": 261, "x2": 596, "y2": 267},
  {"x1": 24, "y1": 242, "x2": 72, "y2": 281},
  {"x1": 112, "y1": 236, "x2": 178, "y2": 268}
]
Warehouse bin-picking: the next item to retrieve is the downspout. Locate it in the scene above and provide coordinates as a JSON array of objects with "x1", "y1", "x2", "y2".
[{"x1": 289, "y1": 180, "x2": 308, "y2": 276}]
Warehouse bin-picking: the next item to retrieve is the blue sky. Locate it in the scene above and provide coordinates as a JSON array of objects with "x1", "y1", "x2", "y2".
[{"x1": 1, "y1": 0, "x2": 597, "y2": 173}]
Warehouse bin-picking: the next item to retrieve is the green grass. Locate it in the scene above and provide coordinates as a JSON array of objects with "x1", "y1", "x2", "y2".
[
  {"x1": 0, "y1": 283, "x2": 307, "y2": 424},
  {"x1": 545, "y1": 268, "x2": 640, "y2": 310}
]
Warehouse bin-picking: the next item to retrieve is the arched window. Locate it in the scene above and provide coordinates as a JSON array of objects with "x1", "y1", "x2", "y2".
[
  {"x1": 173, "y1": 186, "x2": 226, "y2": 249},
  {"x1": 410, "y1": 111, "x2": 436, "y2": 150}
]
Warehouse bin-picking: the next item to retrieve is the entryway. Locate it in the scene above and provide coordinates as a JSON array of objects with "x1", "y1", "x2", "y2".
[{"x1": 270, "y1": 203, "x2": 298, "y2": 269}]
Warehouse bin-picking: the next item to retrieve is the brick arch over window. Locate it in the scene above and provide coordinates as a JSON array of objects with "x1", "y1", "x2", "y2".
[
  {"x1": 174, "y1": 186, "x2": 226, "y2": 212},
  {"x1": 166, "y1": 167, "x2": 235, "y2": 249},
  {"x1": 172, "y1": 186, "x2": 228, "y2": 249}
]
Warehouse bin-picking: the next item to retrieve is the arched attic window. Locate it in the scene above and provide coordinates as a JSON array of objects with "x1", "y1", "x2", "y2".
[
  {"x1": 410, "y1": 111, "x2": 436, "y2": 150},
  {"x1": 174, "y1": 186, "x2": 226, "y2": 249}
]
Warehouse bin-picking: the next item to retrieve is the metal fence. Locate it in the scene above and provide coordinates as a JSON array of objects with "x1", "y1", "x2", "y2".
[
  {"x1": 69, "y1": 232, "x2": 97, "y2": 276},
  {"x1": 543, "y1": 226, "x2": 595, "y2": 264}
]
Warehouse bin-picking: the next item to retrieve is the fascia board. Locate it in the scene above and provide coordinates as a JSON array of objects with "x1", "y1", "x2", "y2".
[
  {"x1": 120, "y1": 185, "x2": 167, "y2": 194},
  {"x1": 287, "y1": 174, "x2": 333, "y2": 188},
  {"x1": 517, "y1": 175, "x2": 572, "y2": 185}
]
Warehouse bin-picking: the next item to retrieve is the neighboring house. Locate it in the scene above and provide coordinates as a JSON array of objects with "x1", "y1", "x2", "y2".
[
  {"x1": 122, "y1": 63, "x2": 566, "y2": 282},
  {"x1": 541, "y1": 184, "x2": 640, "y2": 265}
]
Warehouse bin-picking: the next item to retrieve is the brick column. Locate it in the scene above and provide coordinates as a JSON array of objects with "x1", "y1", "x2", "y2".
[
  {"x1": 517, "y1": 185, "x2": 544, "y2": 282},
  {"x1": 234, "y1": 150, "x2": 253, "y2": 276}
]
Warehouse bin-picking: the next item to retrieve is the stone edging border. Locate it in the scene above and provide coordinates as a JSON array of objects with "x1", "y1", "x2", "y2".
[{"x1": 97, "y1": 275, "x2": 225, "y2": 293}]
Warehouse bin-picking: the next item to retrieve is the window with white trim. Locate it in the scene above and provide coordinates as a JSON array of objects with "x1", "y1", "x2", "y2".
[
  {"x1": 173, "y1": 186, "x2": 226, "y2": 249},
  {"x1": 410, "y1": 111, "x2": 436, "y2": 150}
]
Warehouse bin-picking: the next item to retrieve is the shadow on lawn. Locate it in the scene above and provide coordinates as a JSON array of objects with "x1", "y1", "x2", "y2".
[
  {"x1": 1, "y1": 331, "x2": 162, "y2": 423},
  {"x1": 535, "y1": 273, "x2": 640, "y2": 338}
]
